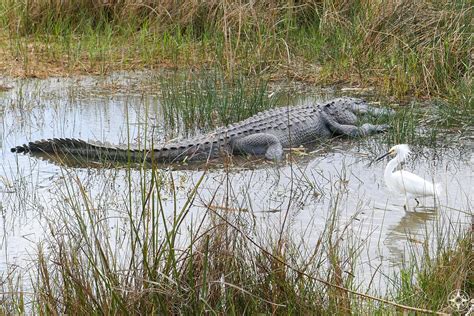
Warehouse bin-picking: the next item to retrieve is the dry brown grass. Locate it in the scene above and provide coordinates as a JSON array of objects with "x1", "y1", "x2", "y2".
[
  {"x1": 0, "y1": 0, "x2": 471, "y2": 101},
  {"x1": 4, "y1": 0, "x2": 323, "y2": 34}
]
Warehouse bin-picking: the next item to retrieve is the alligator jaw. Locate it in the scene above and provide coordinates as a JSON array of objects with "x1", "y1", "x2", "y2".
[{"x1": 11, "y1": 145, "x2": 28, "y2": 153}]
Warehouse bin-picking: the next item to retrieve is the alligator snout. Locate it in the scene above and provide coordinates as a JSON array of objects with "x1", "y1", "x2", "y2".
[{"x1": 11, "y1": 146, "x2": 27, "y2": 153}]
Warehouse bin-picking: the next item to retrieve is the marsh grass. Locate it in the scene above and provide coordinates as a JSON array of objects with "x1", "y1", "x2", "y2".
[
  {"x1": 1, "y1": 154, "x2": 471, "y2": 314},
  {"x1": 374, "y1": 99, "x2": 472, "y2": 148},
  {"x1": 0, "y1": 0, "x2": 471, "y2": 120},
  {"x1": 0, "y1": 267, "x2": 25, "y2": 315},
  {"x1": 25, "y1": 166, "x2": 339, "y2": 314},
  {"x1": 0, "y1": 21, "x2": 471, "y2": 313},
  {"x1": 392, "y1": 223, "x2": 473, "y2": 313},
  {"x1": 159, "y1": 71, "x2": 279, "y2": 137},
  {"x1": 383, "y1": 105, "x2": 424, "y2": 145}
]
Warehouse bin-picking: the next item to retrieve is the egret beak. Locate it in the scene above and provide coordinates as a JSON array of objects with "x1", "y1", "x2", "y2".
[{"x1": 375, "y1": 151, "x2": 390, "y2": 162}]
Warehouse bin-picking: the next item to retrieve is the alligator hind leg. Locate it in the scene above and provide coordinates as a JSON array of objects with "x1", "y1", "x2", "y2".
[
  {"x1": 321, "y1": 111, "x2": 389, "y2": 137},
  {"x1": 231, "y1": 133, "x2": 284, "y2": 160}
]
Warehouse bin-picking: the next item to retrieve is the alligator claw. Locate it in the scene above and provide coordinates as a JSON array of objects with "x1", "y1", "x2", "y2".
[{"x1": 378, "y1": 124, "x2": 390, "y2": 132}]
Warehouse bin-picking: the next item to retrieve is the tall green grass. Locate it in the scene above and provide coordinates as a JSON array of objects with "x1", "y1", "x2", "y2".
[
  {"x1": 159, "y1": 71, "x2": 278, "y2": 138},
  {"x1": 0, "y1": 0, "x2": 471, "y2": 112},
  {"x1": 394, "y1": 235, "x2": 473, "y2": 312},
  {"x1": 1, "y1": 163, "x2": 471, "y2": 314}
]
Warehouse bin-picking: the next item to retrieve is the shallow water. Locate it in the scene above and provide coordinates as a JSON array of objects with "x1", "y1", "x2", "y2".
[{"x1": 0, "y1": 72, "x2": 472, "y2": 294}]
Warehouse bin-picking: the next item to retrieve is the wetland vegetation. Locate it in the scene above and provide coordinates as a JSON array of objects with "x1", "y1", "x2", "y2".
[
  {"x1": 1, "y1": 1, "x2": 472, "y2": 101},
  {"x1": 0, "y1": 0, "x2": 472, "y2": 314}
]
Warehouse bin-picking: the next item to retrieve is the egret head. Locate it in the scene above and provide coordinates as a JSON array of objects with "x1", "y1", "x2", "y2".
[{"x1": 376, "y1": 144, "x2": 411, "y2": 162}]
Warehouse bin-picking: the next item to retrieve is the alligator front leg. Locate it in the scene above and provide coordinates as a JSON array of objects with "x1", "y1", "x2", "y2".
[
  {"x1": 321, "y1": 111, "x2": 389, "y2": 137},
  {"x1": 231, "y1": 133, "x2": 284, "y2": 160}
]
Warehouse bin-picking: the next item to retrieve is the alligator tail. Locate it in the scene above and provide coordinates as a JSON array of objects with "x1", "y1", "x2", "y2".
[
  {"x1": 11, "y1": 138, "x2": 153, "y2": 163},
  {"x1": 11, "y1": 138, "x2": 216, "y2": 163},
  {"x1": 12, "y1": 138, "x2": 88, "y2": 154}
]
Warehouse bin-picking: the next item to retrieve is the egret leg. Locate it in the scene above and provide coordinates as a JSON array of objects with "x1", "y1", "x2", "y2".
[
  {"x1": 411, "y1": 198, "x2": 421, "y2": 212},
  {"x1": 403, "y1": 196, "x2": 409, "y2": 212}
]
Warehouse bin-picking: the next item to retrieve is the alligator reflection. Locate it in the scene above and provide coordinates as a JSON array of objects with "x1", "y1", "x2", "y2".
[
  {"x1": 26, "y1": 150, "x2": 278, "y2": 171},
  {"x1": 23, "y1": 143, "x2": 324, "y2": 170}
]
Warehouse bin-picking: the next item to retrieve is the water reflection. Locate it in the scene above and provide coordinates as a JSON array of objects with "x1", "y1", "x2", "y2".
[{"x1": 384, "y1": 210, "x2": 437, "y2": 264}]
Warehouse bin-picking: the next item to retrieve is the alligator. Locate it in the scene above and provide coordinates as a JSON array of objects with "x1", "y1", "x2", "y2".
[{"x1": 11, "y1": 97, "x2": 392, "y2": 164}]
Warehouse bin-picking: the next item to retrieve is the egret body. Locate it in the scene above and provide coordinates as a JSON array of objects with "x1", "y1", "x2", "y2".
[{"x1": 376, "y1": 144, "x2": 441, "y2": 210}]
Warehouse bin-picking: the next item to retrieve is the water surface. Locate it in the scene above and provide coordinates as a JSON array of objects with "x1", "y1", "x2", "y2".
[{"x1": 0, "y1": 72, "x2": 472, "y2": 294}]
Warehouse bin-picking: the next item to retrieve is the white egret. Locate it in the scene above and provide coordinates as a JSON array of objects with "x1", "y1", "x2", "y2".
[{"x1": 376, "y1": 144, "x2": 441, "y2": 210}]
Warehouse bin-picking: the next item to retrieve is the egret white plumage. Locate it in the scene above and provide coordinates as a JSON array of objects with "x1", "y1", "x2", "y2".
[{"x1": 376, "y1": 144, "x2": 441, "y2": 210}]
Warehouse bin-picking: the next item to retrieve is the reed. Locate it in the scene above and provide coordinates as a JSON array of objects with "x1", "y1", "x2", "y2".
[
  {"x1": 1, "y1": 159, "x2": 471, "y2": 314},
  {"x1": 0, "y1": 0, "x2": 470, "y2": 110}
]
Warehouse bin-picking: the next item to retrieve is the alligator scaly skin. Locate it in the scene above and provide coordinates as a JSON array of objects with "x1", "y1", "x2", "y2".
[{"x1": 11, "y1": 97, "x2": 392, "y2": 163}]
